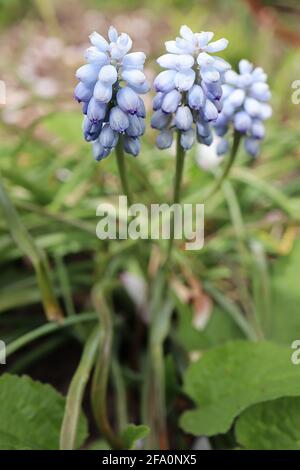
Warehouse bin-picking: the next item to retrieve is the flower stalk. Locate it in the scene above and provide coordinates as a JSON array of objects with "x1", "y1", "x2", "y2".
[
  {"x1": 115, "y1": 136, "x2": 133, "y2": 206},
  {"x1": 60, "y1": 326, "x2": 100, "y2": 450},
  {"x1": 91, "y1": 287, "x2": 124, "y2": 450}
]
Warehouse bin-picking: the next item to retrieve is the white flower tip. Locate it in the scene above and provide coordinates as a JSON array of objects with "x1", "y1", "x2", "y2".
[{"x1": 108, "y1": 26, "x2": 118, "y2": 42}]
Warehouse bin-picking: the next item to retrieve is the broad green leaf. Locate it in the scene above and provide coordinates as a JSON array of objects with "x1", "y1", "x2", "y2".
[
  {"x1": 0, "y1": 431, "x2": 31, "y2": 450},
  {"x1": 121, "y1": 424, "x2": 150, "y2": 450},
  {"x1": 268, "y1": 238, "x2": 300, "y2": 343},
  {"x1": 175, "y1": 300, "x2": 244, "y2": 352},
  {"x1": 180, "y1": 340, "x2": 300, "y2": 437},
  {"x1": 0, "y1": 374, "x2": 87, "y2": 450},
  {"x1": 236, "y1": 397, "x2": 300, "y2": 450}
]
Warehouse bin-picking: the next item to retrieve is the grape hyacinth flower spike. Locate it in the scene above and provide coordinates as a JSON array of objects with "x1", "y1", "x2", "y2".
[
  {"x1": 152, "y1": 25, "x2": 231, "y2": 151},
  {"x1": 214, "y1": 59, "x2": 272, "y2": 158},
  {"x1": 74, "y1": 26, "x2": 149, "y2": 162}
]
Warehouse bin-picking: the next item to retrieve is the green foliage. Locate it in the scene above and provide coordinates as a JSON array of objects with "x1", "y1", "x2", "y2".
[
  {"x1": 0, "y1": 374, "x2": 88, "y2": 450},
  {"x1": 121, "y1": 424, "x2": 150, "y2": 450},
  {"x1": 236, "y1": 397, "x2": 300, "y2": 450},
  {"x1": 180, "y1": 341, "x2": 300, "y2": 436},
  {"x1": 1, "y1": 0, "x2": 300, "y2": 452},
  {"x1": 175, "y1": 301, "x2": 244, "y2": 352},
  {"x1": 268, "y1": 239, "x2": 300, "y2": 344}
]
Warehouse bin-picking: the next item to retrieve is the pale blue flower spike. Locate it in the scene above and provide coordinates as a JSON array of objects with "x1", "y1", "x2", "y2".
[
  {"x1": 152, "y1": 24, "x2": 230, "y2": 150},
  {"x1": 75, "y1": 26, "x2": 147, "y2": 160},
  {"x1": 214, "y1": 59, "x2": 272, "y2": 158}
]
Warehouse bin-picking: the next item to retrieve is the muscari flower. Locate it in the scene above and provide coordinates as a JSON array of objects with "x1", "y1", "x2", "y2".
[
  {"x1": 151, "y1": 25, "x2": 230, "y2": 150},
  {"x1": 214, "y1": 59, "x2": 272, "y2": 158},
  {"x1": 74, "y1": 26, "x2": 149, "y2": 161}
]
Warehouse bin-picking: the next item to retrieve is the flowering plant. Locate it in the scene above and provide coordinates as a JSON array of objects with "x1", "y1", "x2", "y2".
[
  {"x1": 152, "y1": 25, "x2": 230, "y2": 150},
  {"x1": 75, "y1": 26, "x2": 148, "y2": 161},
  {"x1": 215, "y1": 59, "x2": 272, "y2": 158}
]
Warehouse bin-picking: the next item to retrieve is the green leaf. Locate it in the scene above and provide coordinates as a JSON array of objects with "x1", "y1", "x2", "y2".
[
  {"x1": 268, "y1": 239, "x2": 300, "y2": 343},
  {"x1": 175, "y1": 300, "x2": 244, "y2": 352},
  {"x1": 236, "y1": 397, "x2": 300, "y2": 450},
  {"x1": 121, "y1": 424, "x2": 150, "y2": 450},
  {"x1": 180, "y1": 340, "x2": 300, "y2": 437},
  {"x1": 42, "y1": 111, "x2": 83, "y2": 145},
  {"x1": 0, "y1": 431, "x2": 32, "y2": 450},
  {"x1": 0, "y1": 374, "x2": 88, "y2": 450}
]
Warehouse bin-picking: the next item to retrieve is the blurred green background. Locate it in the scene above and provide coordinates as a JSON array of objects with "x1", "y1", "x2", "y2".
[{"x1": 0, "y1": 0, "x2": 300, "y2": 450}]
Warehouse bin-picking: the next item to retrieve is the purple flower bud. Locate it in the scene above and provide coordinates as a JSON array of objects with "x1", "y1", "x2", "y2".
[
  {"x1": 122, "y1": 69, "x2": 146, "y2": 88},
  {"x1": 153, "y1": 92, "x2": 164, "y2": 111},
  {"x1": 244, "y1": 97, "x2": 261, "y2": 117},
  {"x1": 89, "y1": 32, "x2": 109, "y2": 52},
  {"x1": 180, "y1": 128, "x2": 195, "y2": 150},
  {"x1": 162, "y1": 90, "x2": 181, "y2": 113},
  {"x1": 154, "y1": 70, "x2": 176, "y2": 93},
  {"x1": 251, "y1": 120, "x2": 265, "y2": 139},
  {"x1": 200, "y1": 133, "x2": 213, "y2": 146},
  {"x1": 85, "y1": 47, "x2": 109, "y2": 67},
  {"x1": 217, "y1": 139, "x2": 229, "y2": 155},
  {"x1": 87, "y1": 98, "x2": 107, "y2": 123},
  {"x1": 174, "y1": 69, "x2": 195, "y2": 92},
  {"x1": 156, "y1": 130, "x2": 173, "y2": 149},
  {"x1": 196, "y1": 120, "x2": 210, "y2": 138},
  {"x1": 124, "y1": 136, "x2": 140, "y2": 156},
  {"x1": 82, "y1": 102, "x2": 88, "y2": 115},
  {"x1": 92, "y1": 141, "x2": 110, "y2": 161},
  {"x1": 202, "y1": 81, "x2": 222, "y2": 101},
  {"x1": 98, "y1": 64, "x2": 118, "y2": 85},
  {"x1": 244, "y1": 137, "x2": 260, "y2": 157},
  {"x1": 109, "y1": 106, "x2": 130, "y2": 132},
  {"x1": 188, "y1": 85, "x2": 204, "y2": 110},
  {"x1": 76, "y1": 64, "x2": 99, "y2": 85},
  {"x1": 175, "y1": 106, "x2": 193, "y2": 131},
  {"x1": 99, "y1": 123, "x2": 119, "y2": 149},
  {"x1": 151, "y1": 109, "x2": 171, "y2": 130},
  {"x1": 117, "y1": 87, "x2": 139, "y2": 114},
  {"x1": 203, "y1": 99, "x2": 218, "y2": 122},
  {"x1": 126, "y1": 114, "x2": 145, "y2": 137},
  {"x1": 122, "y1": 52, "x2": 146, "y2": 70},
  {"x1": 250, "y1": 82, "x2": 271, "y2": 102},
  {"x1": 136, "y1": 97, "x2": 146, "y2": 118},
  {"x1": 74, "y1": 82, "x2": 93, "y2": 103},
  {"x1": 83, "y1": 116, "x2": 101, "y2": 141},
  {"x1": 234, "y1": 111, "x2": 252, "y2": 133},
  {"x1": 93, "y1": 81, "x2": 112, "y2": 103}
]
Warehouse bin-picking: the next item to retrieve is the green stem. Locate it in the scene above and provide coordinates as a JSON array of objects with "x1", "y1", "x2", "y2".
[
  {"x1": 115, "y1": 137, "x2": 133, "y2": 206},
  {"x1": 6, "y1": 313, "x2": 98, "y2": 357},
  {"x1": 112, "y1": 358, "x2": 128, "y2": 433},
  {"x1": 91, "y1": 287, "x2": 124, "y2": 450},
  {"x1": 205, "y1": 130, "x2": 242, "y2": 201},
  {"x1": 60, "y1": 327, "x2": 100, "y2": 450},
  {"x1": 144, "y1": 296, "x2": 173, "y2": 449},
  {"x1": 166, "y1": 131, "x2": 186, "y2": 263},
  {"x1": 143, "y1": 133, "x2": 186, "y2": 449}
]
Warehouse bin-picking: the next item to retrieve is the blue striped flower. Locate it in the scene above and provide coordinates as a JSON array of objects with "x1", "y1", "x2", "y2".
[
  {"x1": 214, "y1": 60, "x2": 272, "y2": 157},
  {"x1": 151, "y1": 25, "x2": 230, "y2": 150},
  {"x1": 75, "y1": 26, "x2": 149, "y2": 161}
]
